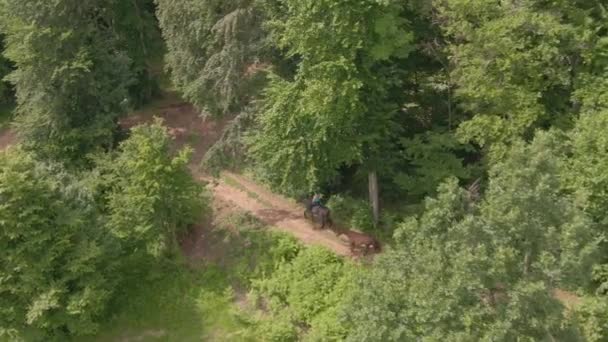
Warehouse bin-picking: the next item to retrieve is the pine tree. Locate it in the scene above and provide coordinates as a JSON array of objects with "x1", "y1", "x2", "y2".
[
  {"x1": 0, "y1": 0, "x2": 134, "y2": 162},
  {"x1": 155, "y1": 0, "x2": 267, "y2": 115}
]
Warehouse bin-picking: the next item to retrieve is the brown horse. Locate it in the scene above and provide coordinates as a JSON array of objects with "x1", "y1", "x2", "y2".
[{"x1": 331, "y1": 227, "x2": 381, "y2": 255}]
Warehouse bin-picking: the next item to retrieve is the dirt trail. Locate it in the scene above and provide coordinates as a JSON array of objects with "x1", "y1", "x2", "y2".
[
  {"x1": 123, "y1": 98, "x2": 353, "y2": 257},
  {"x1": 201, "y1": 173, "x2": 351, "y2": 256},
  {"x1": 0, "y1": 98, "x2": 353, "y2": 256}
]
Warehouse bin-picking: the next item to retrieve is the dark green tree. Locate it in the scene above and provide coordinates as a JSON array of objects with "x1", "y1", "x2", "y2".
[
  {"x1": 99, "y1": 119, "x2": 206, "y2": 257},
  {"x1": 0, "y1": 0, "x2": 134, "y2": 162},
  {"x1": 0, "y1": 33, "x2": 13, "y2": 104},
  {"x1": 155, "y1": 0, "x2": 267, "y2": 115},
  {"x1": 113, "y1": 0, "x2": 164, "y2": 106}
]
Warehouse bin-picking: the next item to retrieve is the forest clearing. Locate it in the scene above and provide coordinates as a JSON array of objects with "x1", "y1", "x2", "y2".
[{"x1": 1, "y1": 0, "x2": 608, "y2": 341}]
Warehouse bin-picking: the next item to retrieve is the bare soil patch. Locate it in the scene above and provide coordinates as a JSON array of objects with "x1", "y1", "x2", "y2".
[{"x1": 0, "y1": 128, "x2": 16, "y2": 151}]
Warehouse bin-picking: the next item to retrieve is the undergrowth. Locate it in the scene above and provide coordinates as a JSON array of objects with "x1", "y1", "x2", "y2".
[{"x1": 84, "y1": 212, "x2": 355, "y2": 341}]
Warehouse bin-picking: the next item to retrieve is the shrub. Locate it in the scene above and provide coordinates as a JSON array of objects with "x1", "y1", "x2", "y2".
[
  {"x1": 572, "y1": 296, "x2": 608, "y2": 342},
  {"x1": 0, "y1": 149, "x2": 117, "y2": 340},
  {"x1": 255, "y1": 313, "x2": 298, "y2": 342},
  {"x1": 100, "y1": 118, "x2": 207, "y2": 257},
  {"x1": 251, "y1": 247, "x2": 354, "y2": 340},
  {"x1": 327, "y1": 194, "x2": 400, "y2": 236}
]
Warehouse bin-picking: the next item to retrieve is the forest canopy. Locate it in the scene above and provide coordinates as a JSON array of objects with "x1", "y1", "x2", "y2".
[{"x1": 1, "y1": 0, "x2": 607, "y2": 340}]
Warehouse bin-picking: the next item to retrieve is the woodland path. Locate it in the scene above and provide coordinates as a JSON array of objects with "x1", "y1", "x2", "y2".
[
  {"x1": 0, "y1": 98, "x2": 353, "y2": 256},
  {"x1": 117, "y1": 97, "x2": 352, "y2": 257},
  {"x1": 0, "y1": 97, "x2": 582, "y2": 305}
]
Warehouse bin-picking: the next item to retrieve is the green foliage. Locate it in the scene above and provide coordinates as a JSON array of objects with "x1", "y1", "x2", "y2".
[
  {"x1": 395, "y1": 130, "x2": 475, "y2": 198},
  {"x1": 482, "y1": 133, "x2": 598, "y2": 288},
  {"x1": 0, "y1": 120, "x2": 207, "y2": 340},
  {"x1": 202, "y1": 105, "x2": 257, "y2": 175},
  {"x1": 255, "y1": 314, "x2": 298, "y2": 342},
  {"x1": 437, "y1": 0, "x2": 607, "y2": 149},
  {"x1": 155, "y1": 0, "x2": 267, "y2": 115},
  {"x1": 0, "y1": 0, "x2": 135, "y2": 162},
  {"x1": 0, "y1": 102, "x2": 13, "y2": 129},
  {"x1": 326, "y1": 195, "x2": 375, "y2": 233},
  {"x1": 343, "y1": 132, "x2": 599, "y2": 340},
  {"x1": 327, "y1": 194, "x2": 401, "y2": 237},
  {"x1": 1, "y1": 0, "x2": 607, "y2": 340},
  {"x1": 593, "y1": 264, "x2": 608, "y2": 295},
  {"x1": 100, "y1": 119, "x2": 206, "y2": 257},
  {"x1": 0, "y1": 34, "x2": 13, "y2": 104},
  {"x1": 252, "y1": 247, "x2": 354, "y2": 341},
  {"x1": 84, "y1": 263, "x2": 256, "y2": 342},
  {"x1": 85, "y1": 213, "x2": 304, "y2": 342},
  {"x1": 565, "y1": 110, "x2": 608, "y2": 227},
  {"x1": 251, "y1": 0, "x2": 414, "y2": 192},
  {"x1": 0, "y1": 149, "x2": 117, "y2": 340},
  {"x1": 211, "y1": 212, "x2": 302, "y2": 285},
  {"x1": 112, "y1": 0, "x2": 164, "y2": 106},
  {"x1": 572, "y1": 295, "x2": 608, "y2": 342}
]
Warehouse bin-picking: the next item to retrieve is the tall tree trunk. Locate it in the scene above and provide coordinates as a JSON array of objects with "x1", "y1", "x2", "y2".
[{"x1": 368, "y1": 171, "x2": 380, "y2": 227}]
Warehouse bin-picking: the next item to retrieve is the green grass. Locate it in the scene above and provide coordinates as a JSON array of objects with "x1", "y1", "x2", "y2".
[
  {"x1": 83, "y1": 214, "x2": 301, "y2": 342},
  {"x1": 84, "y1": 265, "x2": 255, "y2": 342}
]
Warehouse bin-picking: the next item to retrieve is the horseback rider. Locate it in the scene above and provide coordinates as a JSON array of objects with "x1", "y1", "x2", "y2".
[
  {"x1": 311, "y1": 193, "x2": 324, "y2": 209},
  {"x1": 305, "y1": 192, "x2": 332, "y2": 229}
]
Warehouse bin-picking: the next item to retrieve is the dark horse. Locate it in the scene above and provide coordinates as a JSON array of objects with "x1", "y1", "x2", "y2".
[{"x1": 303, "y1": 199, "x2": 333, "y2": 230}]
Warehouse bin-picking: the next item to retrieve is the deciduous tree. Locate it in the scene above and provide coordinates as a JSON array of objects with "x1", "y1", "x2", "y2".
[
  {"x1": 251, "y1": 0, "x2": 414, "y2": 215},
  {"x1": 0, "y1": 149, "x2": 117, "y2": 340},
  {"x1": 343, "y1": 132, "x2": 598, "y2": 340},
  {"x1": 437, "y1": 0, "x2": 607, "y2": 152}
]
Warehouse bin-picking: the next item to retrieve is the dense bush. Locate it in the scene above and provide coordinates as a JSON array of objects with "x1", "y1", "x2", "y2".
[
  {"x1": 342, "y1": 133, "x2": 599, "y2": 341},
  {"x1": 0, "y1": 149, "x2": 118, "y2": 340},
  {"x1": 251, "y1": 247, "x2": 355, "y2": 340},
  {"x1": 572, "y1": 296, "x2": 608, "y2": 342},
  {"x1": 255, "y1": 314, "x2": 299, "y2": 342},
  {"x1": 215, "y1": 212, "x2": 302, "y2": 285},
  {"x1": 99, "y1": 119, "x2": 206, "y2": 257},
  {"x1": 0, "y1": 120, "x2": 207, "y2": 340},
  {"x1": 326, "y1": 194, "x2": 400, "y2": 237}
]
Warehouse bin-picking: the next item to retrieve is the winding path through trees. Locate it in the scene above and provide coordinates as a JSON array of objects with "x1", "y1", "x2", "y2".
[
  {"x1": 0, "y1": 99, "x2": 354, "y2": 256},
  {"x1": 122, "y1": 98, "x2": 354, "y2": 256}
]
